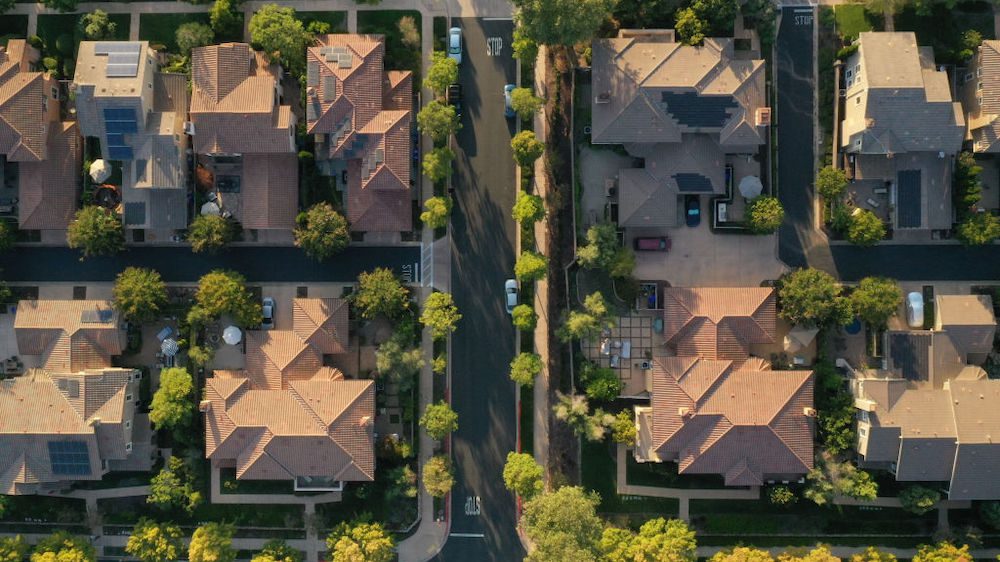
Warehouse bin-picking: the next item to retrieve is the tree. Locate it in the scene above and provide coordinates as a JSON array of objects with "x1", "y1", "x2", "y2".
[
  {"x1": 113, "y1": 267, "x2": 167, "y2": 323},
  {"x1": 421, "y1": 291, "x2": 461, "y2": 339},
  {"x1": 747, "y1": 195, "x2": 785, "y2": 234},
  {"x1": 126, "y1": 518, "x2": 183, "y2": 562},
  {"x1": 385, "y1": 465, "x2": 418, "y2": 503},
  {"x1": 0, "y1": 0, "x2": 16, "y2": 13},
  {"x1": 209, "y1": 0, "x2": 242, "y2": 38},
  {"x1": 980, "y1": 500, "x2": 1000, "y2": 530},
  {"x1": 579, "y1": 361, "x2": 622, "y2": 401},
  {"x1": 911, "y1": 542, "x2": 972, "y2": 562},
  {"x1": 398, "y1": 15, "x2": 420, "y2": 48},
  {"x1": 553, "y1": 392, "x2": 612, "y2": 441},
  {"x1": 176, "y1": 22, "x2": 215, "y2": 56},
  {"x1": 778, "y1": 546, "x2": 840, "y2": 562},
  {"x1": 511, "y1": 87, "x2": 543, "y2": 119},
  {"x1": 957, "y1": 212, "x2": 1000, "y2": 245},
  {"x1": 512, "y1": 26, "x2": 538, "y2": 62},
  {"x1": 31, "y1": 533, "x2": 95, "y2": 562},
  {"x1": 515, "y1": 250, "x2": 548, "y2": 282},
  {"x1": 521, "y1": 486, "x2": 603, "y2": 561},
  {"x1": 849, "y1": 547, "x2": 897, "y2": 562},
  {"x1": 690, "y1": 0, "x2": 740, "y2": 35},
  {"x1": 0, "y1": 537, "x2": 28, "y2": 562},
  {"x1": 294, "y1": 203, "x2": 350, "y2": 261},
  {"x1": 191, "y1": 270, "x2": 262, "y2": 327},
  {"x1": 804, "y1": 452, "x2": 878, "y2": 506},
  {"x1": 577, "y1": 222, "x2": 619, "y2": 270},
  {"x1": 420, "y1": 196, "x2": 452, "y2": 229},
  {"x1": 355, "y1": 268, "x2": 410, "y2": 319},
  {"x1": 864, "y1": 0, "x2": 907, "y2": 18},
  {"x1": 422, "y1": 455, "x2": 455, "y2": 497},
  {"x1": 511, "y1": 130, "x2": 544, "y2": 167},
  {"x1": 847, "y1": 208, "x2": 885, "y2": 246},
  {"x1": 767, "y1": 485, "x2": 796, "y2": 506},
  {"x1": 67, "y1": 206, "x2": 124, "y2": 258},
  {"x1": 778, "y1": 268, "x2": 853, "y2": 327},
  {"x1": 188, "y1": 523, "x2": 235, "y2": 562},
  {"x1": 710, "y1": 547, "x2": 775, "y2": 562},
  {"x1": 850, "y1": 276, "x2": 901, "y2": 327},
  {"x1": 249, "y1": 5, "x2": 312, "y2": 77},
  {"x1": 513, "y1": 191, "x2": 545, "y2": 224},
  {"x1": 816, "y1": 166, "x2": 848, "y2": 201},
  {"x1": 503, "y1": 452, "x2": 544, "y2": 499},
  {"x1": 510, "y1": 352, "x2": 543, "y2": 386},
  {"x1": 432, "y1": 353, "x2": 447, "y2": 375},
  {"x1": 610, "y1": 409, "x2": 636, "y2": 445},
  {"x1": 419, "y1": 401, "x2": 458, "y2": 440},
  {"x1": 600, "y1": 518, "x2": 696, "y2": 562},
  {"x1": 512, "y1": 304, "x2": 537, "y2": 331},
  {"x1": 149, "y1": 368, "x2": 194, "y2": 430},
  {"x1": 899, "y1": 485, "x2": 941, "y2": 515},
  {"x1": 675, "y1": 8, "x2": 707, "y2": 45},
  {"x1": 417, "y1": 100, "x2": 461, "y2": 144},
  {"x1": 326, "y1": 521, "x2": 394, "y2": 562},
  {"x1": 148, "y1": 456, "x2": 203, "y2": 513},
  {"x1": 558, "y1": 291, "x2": 615, "y2": 342},
  {"x1": 41, "y1": 0, "x2": 78, "y2": 13},
  {"x1": 0, "y1": 221, "x2": 13, "y2": 254},
  {"x1": 187, "y1": 214, "x2": 237, "y2": 254},
  {"x1": 423, "y1": 51, "x2": 459, "y2": 97},
  {"x1": 818, "y1": 402, "x2": 855, "y2": 456},
  {"x1": 306, "y1": 20, "x2": 331, "y2": 35},
  {"x1": 375, "y1": 331, "x2": 423, "y2": 392},
  {"x1": 80, "y1": 10, "x2": 117, "y2": 40},
  {"x1": 511, "y1": 0, "x2": 617, "y2": 46},
  {"x1": 422, "y1": 147, "x2": 455, "y2": 183},
  {"x1": 954, "y1": 151, "x2": 983, "y2": 216},
  {"x1": 251, "y1": 541, "x2": 301, "y2": 562}
]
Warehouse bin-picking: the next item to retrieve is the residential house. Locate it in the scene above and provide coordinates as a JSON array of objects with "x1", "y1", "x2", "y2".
[
  {"x1": 305, "y1": 34, "x2": 413, "y2": 235},
  {"x1": 840, "y1": 32, "x2": 965, "y2": 232},
  {"x1": 591, "y1": 29, "x2": 768, "y2": 228},
  {"x1": 73, "y1": 41, "x2": 189, "y2": 239},
  {"x1": 961, "y1": 40, "x2": 1000, "y2": 153},
  {"x1": 1, "y1": 300, "x2": 153, "y2": 494},
  {"x1": 0, "y1": 40, "x2": 81, "y2": 240},
  {"x1": 202, "y1": 298, "x2": 375, "y2": 490},
  {"x1": 190, "y1": 43, "x2": 297, "y2": 233},
  {"x1": 634, "y1": 288, "x2": 815, "y2": 486},
  {"x1": 851, "y1": 294, "x2": 1000, "y2": 499}
]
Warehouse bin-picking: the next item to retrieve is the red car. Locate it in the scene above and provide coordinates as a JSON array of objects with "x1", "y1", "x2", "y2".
[{"x1": 633, "y1": 237, "x2": 671, "y2": 251}]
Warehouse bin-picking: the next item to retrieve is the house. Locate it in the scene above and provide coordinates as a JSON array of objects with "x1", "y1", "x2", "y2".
[
  {"x1": 202, "y1": 298, "x2": 375, "y2": 491},
  {"x1": 0, "y1": 40, "x2": 81, "y2": 239},
  {"x1": 851, "y1": 294, "x2": 1000, "y2": 499},
  {"x1": 840, "y1": 32, "x2": 965, "y2": 231},
  {"x1": 591, "y1": 30, "x2": 768, "y2": 228},
  {"x1": 961, "y1": 40, "x2": 1000, "y2": 153},
  {"x1": 73, "y1": 41, "x2": 189, "y2": 239},
  {"x1": 634, "y1": 288, "x2": 815, "y2": 485},
  {"x1": 190, "y1": 43, "x2": 297, "y2": 232},
  {"x1": 1, "y1": 300, "x2": 153, "y2": 494},
  {"x1": 305, "y1": 34, "x2": 413, "y2": 235}
]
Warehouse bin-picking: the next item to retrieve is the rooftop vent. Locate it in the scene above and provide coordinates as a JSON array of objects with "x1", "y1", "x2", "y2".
[{"x1": 595, "y1": 92, "x2": 611, "y2": 104}]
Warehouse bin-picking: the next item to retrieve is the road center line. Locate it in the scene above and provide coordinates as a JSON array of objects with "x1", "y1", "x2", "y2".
[{"x1": 449, "y1": 533, "x2": 486, "y2": 538}]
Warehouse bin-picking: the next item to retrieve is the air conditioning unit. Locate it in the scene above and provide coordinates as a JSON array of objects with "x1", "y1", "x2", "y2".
[
  {"x1": 640, "y1": 360, "x2": 652, "y2": 370},
  {"x1": 183, "y1": 121, "x2": 195, "y2": 136},
  {"x1": 755, "y1": 107, "x2": 772, "y2": 126},
  {"x1": 594, "y1": 92, "x2": 611, "y2": 104}
]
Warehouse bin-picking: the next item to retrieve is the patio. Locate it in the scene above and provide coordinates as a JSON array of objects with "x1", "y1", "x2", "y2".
[{"x1": 581, "y1": 311, "x2": 659, "y2": 397}]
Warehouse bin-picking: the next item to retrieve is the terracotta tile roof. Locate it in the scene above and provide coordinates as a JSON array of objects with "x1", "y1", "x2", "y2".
[
  {"x1": 292, "y1": 298, "x2": 349, "y2": 355},
  {"x1": 18, "y1": 121, "x2": 81, "y2": 230},
  {"x1": 236, "y1": 152, "x2": 298, "y2": 230},
  {"x1": 346, "y1": 158, "x2": 412, "y2": 233},
  {"x1": 662, "y1": 288, "x2": 776, "y2": 360},
  {"x1": 15, "y1": 300, "x2": 124, "y2": 373},
  {"x1": 383, "y1": 71, "x2": 412, "y2": 110},
  {"x1": 0, "y1": 63, "x2": 53, "y2": 162}
]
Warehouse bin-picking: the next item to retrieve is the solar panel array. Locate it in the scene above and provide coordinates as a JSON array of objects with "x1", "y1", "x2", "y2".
[
  {"x1": 104, "y1": 107, "x2": 137, "y2": 161},
  {"x1": 660, "y1": 91, "x2": 738, "y2": 129},
  {"x1": 319, "y1": 46, "x2": 353, "y2": 69},
  {"x1": 897, "y1": 169, "x2": 922, "y2": 229},
  {"x1": 48, "y1": 441, "x2": 92, "y2": 476},
  {"x1": 95, "y1": 42, "x2": 142, "y2": 78},
  {"x1": 674, "y1": 173, "x2": 715, "y2": 192}
]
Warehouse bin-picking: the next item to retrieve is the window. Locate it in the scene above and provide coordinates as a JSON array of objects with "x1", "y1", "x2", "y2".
[
  {"x1": 50, "y1": 87, "x2": 58, "y2": 100},
  {"x1": 855, "y1": 96, "x2": 861, "y2": 105},
  {"x1": 857, "y1": 410, "x2": 870, "y2": 423},
  {"x1": 978, "y1": 67, "x2": 983, "y2": 77},
  {"x1": 124, "y1": 420, "x2": 131, "y2": 430},
  {"x1": 979, "y1": 81, "x2": 984, "y2": 91},
  {"x1": 125, "y1": 442, "x2": 132, "y2": 452},
  {"x1": 858, "y1": 427, "x2": 867, "y2": 437},
  {"x1": 125, "y1": 393, "x2": 133, "y2": 402},
  {"x1": 48, "y1": 441, "x2": 91, "y2": 475}
]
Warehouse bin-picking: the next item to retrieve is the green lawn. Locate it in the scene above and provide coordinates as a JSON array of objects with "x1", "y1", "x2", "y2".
[
  {"x1": 296, "y1": 11, "x2": 347, "y2": 33},
  {"x1": 580, "y1": 439, "x2": 679, "y2": 522},
  {"x1": 314, "y1": 461, "x2": 418, "y2": 531},
  {"x1": 219, "y1": 468, "x2": 295, "y2": 495},
  {"x1": 520, "y1": 386, "x2": 534, "y2": 455},
  {"x1": 1, "y1": 495, "x2": 86, "y2": 523},
  {"x1": 896, "y1": 0, "x2": 995, "y2": 64},
  {"x1": 37, "y1": 13, "x2": 130, "y2": 78},
  {"x1": 833, "y1": 4, "x2": 872, "y2": 41},
  {"x1": 357, "y1": 10, "x2": 422, "y2": 79},
  {"x1": 138, "y1": 13, "x2": 216, "y2": 54},
  {"x1": 0, "y1": 16, "x2": 29, "y2": 41},
  {"x1": 625, "y1": 454, "x2": 728, "y2": 490}
]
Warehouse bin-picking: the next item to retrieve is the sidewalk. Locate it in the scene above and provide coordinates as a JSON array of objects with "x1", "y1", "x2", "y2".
[{"x1": 531, "y1": 44, "x2": 551, "y2": 479}]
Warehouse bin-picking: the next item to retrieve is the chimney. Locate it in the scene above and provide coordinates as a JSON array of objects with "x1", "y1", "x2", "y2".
[
  {"x1": 677, "y1": 407, "x2": 695, "y2": 419},
  {"x1": 755, "y1": 107, "x2": 771, "y2": 127},
  {"x1": 803, "y1": 407, "x2": 817, "y2": 418},
  {"x1": 199, "y1": 400, "x2": 212, "y2": 413},
  {"x1": 88, "y1": 417, "x2": 101, "y2": 427},
  {"x1": 594, "y1": 91, "x2": 611, "y2": 104},
  {"x1": 359, "y1": 415, "x2": 373, "y2": 427}
]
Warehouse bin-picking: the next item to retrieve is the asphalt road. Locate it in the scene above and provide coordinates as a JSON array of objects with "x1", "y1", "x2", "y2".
[
  {"x1": 435, "y1": 17, "x2": 524, "y2": 562},
  {"x1": 0, "y1": 245, "x2": 421, "y2": 283}
]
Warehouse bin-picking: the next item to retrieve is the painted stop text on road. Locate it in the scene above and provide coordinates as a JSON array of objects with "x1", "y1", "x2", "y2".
[
  {"x1": 465, "y1": 495, "x2": 482, "y2": 516},
  {"x1": 487, "y1": 37, "x2": 503, "y2": 56}
]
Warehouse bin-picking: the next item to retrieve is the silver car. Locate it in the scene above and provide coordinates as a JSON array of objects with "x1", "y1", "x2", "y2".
[
  {"x1": 261, "y1": 297, "x2": 275, "y2": 330},
  {"x1": 505, "y1": 279, "x2": 518, "y2": 315},
  {"x1": 448, "y1": 27, "x2": 462, "y2": 64}
]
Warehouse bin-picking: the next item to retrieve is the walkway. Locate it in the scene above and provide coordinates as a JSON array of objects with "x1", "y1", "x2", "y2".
[{"x1": 531, "y1": 46, "x2": 551, "y2": 481}]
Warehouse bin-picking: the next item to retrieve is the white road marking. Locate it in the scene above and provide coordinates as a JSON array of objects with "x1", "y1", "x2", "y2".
[
  {"x1": 449, "y1": 533, "x2": 486, "y2": 538},
  {"x1": 487, "y1": 37, "x2": 503, "y2": 56},
  {"x1": 465, "y1": 495, "x2": 482, "y2": 515}
]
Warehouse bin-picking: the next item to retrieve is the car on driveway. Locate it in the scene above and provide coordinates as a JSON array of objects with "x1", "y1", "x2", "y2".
[
  {"x1": 448, "y1": 27, "x2": 462, "y2": 64},
  {"x1": 906, "y1": 292, "x2": 924, "y2": 328},
  {"x1": 634, "y1": 237, "x2": 671, "y2": 251},
  {"x1": 685, "y1": 195, "x2": 701, "y2": 227},
  {"x1": 504, "y1": 84, "x2": 516, "y2": 118},
  {"x1": 447, "y1": 83, "x2": 462, "y2": 118},
  {"x1": 261, "y1": 297, "x2": 275, "y2": 330},
  {"x1": 505, "y1": 279, "x2": 518, "y2": 315}
]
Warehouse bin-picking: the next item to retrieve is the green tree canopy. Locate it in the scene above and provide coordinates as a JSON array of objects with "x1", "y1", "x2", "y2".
[
  {"x1": 67, "y1": 206, "x2": 124, "y2": 259},
  {"x1": 355, "y1": 268, "x2": 410, "y2": 319},
  {"x1": 417, "y1": 100, "x2": 461, "y2": 144},
  {"x1": 675, "y1": 8, "x2": 706, "y2": 45},
  {"x1": 553, "y1": 392, "x2": 612, "y2": 441},
  {"x1": 709, "y1": 547, "x2": 775, "y2": 562},
  {"x1": 558, "y1": 291, "x2": 615, "y2": 342},
  {"x1": 778, "y1": 268, "x2": 852, "y2": 327},
  {"x1": 804, "y1": 452, "x2": 878, "y2": 506},
  {"x1": 149, "y1": 367, "x2": 195, "y2": 430},
  {"x1": 419, "y1": 400, "x2": 458, "y2": 440},
  {"x1": 41, "y1": 0, "x2": 77, "y2": 13},
  {"x1": 503, "y1": 452, "x2": 544, "y2": 499},
  {"x1": 421, "y1": 291, "x2": 461, "y2": 339},
  {"x1": 899, "y1": 485, "x2": 940, "y2": 515},
  {"x1": 188, "y1": 523, "x2": 235, "y2": 562},
  {"x1": 510, "y1": 352, "x2": 543, "y2": 386},
  {"x1": 251, "y1": 540, "x2": 301, "y2": 562},
  {"x1": 209, "y1": 0, "x2": 242, "y2": 38},
  {"x1": 125, "y1": 518, "x2": 183, "y2": 562},
  {"x1": 911, "y1": 542, "x2": 972, "y2": 562},
  {"x1": 31, "y1": 533, "x2": 95, "y2": 562},
  {"x1": 511, "y1": 130, "x2": 545, "y2": 168},
  {"x1": 511, "y1": 87, "x2": 543, "y2": 119},
  {"x1": 187, "y1": 214, "x2": 237, "y2": 254},
  {"x1": 422, "y1": 455, "x2": 455, "y2": 497},
  {"x1": 767, "y1": 485, "x2": 796, "y2": 506},
  {"x1": 980, "y1": 500, "x2": 1000, "y2": 530},
  {"x1": 512, "y1": 0, "x2": 618, "y2": 46},
  {"x1": 513, "y1": 191, "x2": 546, "y2": 224},
  {"x1": 375, "y1": 331, "x2": 423, "y2": 392},
  {"x1": 0, "y1": 536, "x2": 28, "y2": 562},
  {"x1": 849, "y1": 547, "x2": 898, "y2": 562},
  {"x1": 515, "y1": 250, "x2": 549, "y2": 282},
  {"x1": 817, "y1": 401, "x2": 855, "y2": 456},
  {"x1": 689, "y1": 0, "x2": 739, "y2": 35},
  {"x1": 113, "y1": 267, "x2": 167, "y2": 323},
  {"x1": 191, "y1": 269, "x2": 262, "y2": 327},
  {"x1": 816, "y1": 166, "x2": 849, "y2": 201},
  {"x1": 850, "y1": 276, "x2": 901, "y2": 327},
  {"x1": 579, "y1": 361, "x2": 622, "y2": 401},
  {"x1": 249, "y1": 5, "x2": 313, "y2": 76},
  {"x1": 424, "y1": 51, "x2": 459, "y2": 97},
  {"x1": 955, "y1": 151, "x2": 983, "y2": 216},
  {"x1": 326, "y1": 521, "x2": 395, "y2": 562},
  {"x1": 957, "y1": 212, "x2": 1000, "y2": 245},
  {"x1": 148, "y1": 456, "x2": 203, "y2": 514},
  {"x1": 778, "y1": 546, "x2": 841, "y2": 562},
  {"x1": 600, "y1": 518, "x2": 697, "y2": 562},
  {"x1": 423, "y1": 146, "x2": 455, "y2": 183},
  {"x1": 420, "y1": 196, "x2": 452, "y2": 229},
  {"x1": 294, "y1": 203, "x2": 350, "y2": 261},
  {"x1": 747, "y1": 195, "x2": 785, "y2": 234},
  {"x1": 0, "y1": 221, "x2": 14, "y2": 254},
  {"x1": 80, "y1": 10, "x2": 117, "y2": 40},
  {"x1": 847, "y1": 208, "x2": 885, "y2": 246},
  {"x1": 512, "y1": 303, "x2": 537, "y2": 331},
  {"x1": 176, "y1": 22, "x2": 215, "y2": 56},
  {"x1": 512, "y1": 26, "x2": 538, "y2": 62},
  {"x1": 521, "y1": 486, "x2": 604, "y2": 561},
  {"x1": 385, "y1": 465, "x2": 419, "y2": 503},
  {"x1": 610, "y1": 409, "x2": 637, "y2": 445},
  {"x1": 577, "y1": 222, "x2": 619, "y2": 270}
]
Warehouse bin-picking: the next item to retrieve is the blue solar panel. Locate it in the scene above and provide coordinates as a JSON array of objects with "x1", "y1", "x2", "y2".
[
  {"x1": 108, "y1": 146, "x2": 133, "y2": 160},
  {"x1": 106, "y1": 120, "x2": 137, "y2": 134},
  {"x1": 897, "y1": 170, "x2": 922, "y2": 228},
  {"x1": 106, "y1": 133, "x2": 125, "y2": 146},
  {"x1": 674, "y1": 173, "x2": 714, "y2": 192},
  {"x1": 104, "y1": 107, "x2": 135, "y2": 121},
  {"x1": 660, "y1": 92, "x2": 738, "y2": 128},
  {"x1": 48, "y1": 441, "x2": 91, "y2": 476}
]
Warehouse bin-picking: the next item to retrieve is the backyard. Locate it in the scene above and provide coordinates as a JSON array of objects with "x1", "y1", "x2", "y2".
[
  {"x1": 296, "y1": 11, "x2": 347, "y2": 33},
  {"x1": 0, "y1": 16, "x2": 28, "y2": 42},
  {"x1": 37, "y1": 13, "x2": 130, "y2": 78},
  {"x1": 580, "y1": 439, "x2": 680, "y2": 526},
  {"x1": 357, "y1": 10, "x2": 422, "y2": 79},
  {"x1": 138, "y1": 13, "x2": 242, "y2": 54},
  {"x1": 896, "y1": 0, "x2": 996, "y2": 64}
]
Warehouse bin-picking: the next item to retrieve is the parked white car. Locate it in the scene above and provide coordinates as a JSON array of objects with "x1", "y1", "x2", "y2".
[
  {"x1": 505, "y1": 279, "x2": 518, "y2": 315},
  {"x1": 905, "y1": 292, "x2": 924, "y2": 328},
  {"x1": 262, "y1": 297, "x2": 275, "y2": 330},
  {"x1": 448, "y1": 27, "x2": 463, "y2": 64}
]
